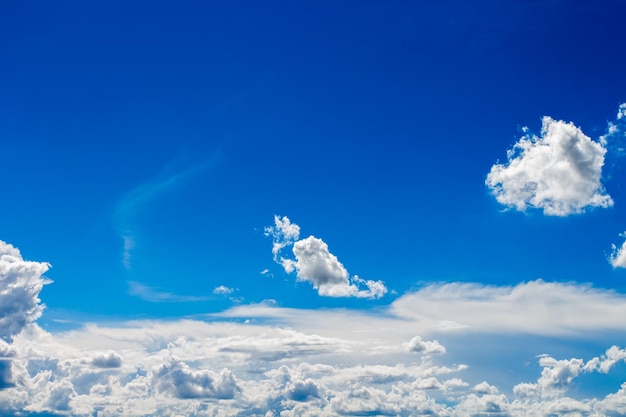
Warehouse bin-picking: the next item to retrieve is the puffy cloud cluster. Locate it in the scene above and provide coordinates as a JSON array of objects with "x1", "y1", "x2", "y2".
[
  {"x1": 513, "y1": 346, "x2": 626, "y2": 401},
  {"x1": 2, "y1": 241, "x2": 626, "y2": 416},
  {"x1": 265, "y1": 215, "x2": 387, "y2": 299},
  {"x1": 1, "y1": 318, "x2": 625, "y2": 416},
  {"x1": 486, "y1": 116, "x2": 612, "y2": 216},
  {"x1": 0, "y1": 241, "x2": 50, "y2": 341}
]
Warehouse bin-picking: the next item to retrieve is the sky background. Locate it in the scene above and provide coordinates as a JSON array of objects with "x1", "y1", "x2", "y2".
[{"x1": 2, "y1": 1, "x2": 626, "y2": 416}]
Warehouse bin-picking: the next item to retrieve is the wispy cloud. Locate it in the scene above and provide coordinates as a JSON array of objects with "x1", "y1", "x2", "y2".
[
  {"x1": 128, "y1": 281, "x2": 208, "y2": 303},
  {"x1": 609, "y1": 232, "x2": 626, "y2": 268},
  {"x1": 115, "y1": 152, "x2": 219, "y2": 269}
]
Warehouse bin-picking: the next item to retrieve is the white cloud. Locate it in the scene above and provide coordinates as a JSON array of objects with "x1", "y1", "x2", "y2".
[
  {"x1": 486, "y1": 116, "x2": 612, "y2": 216},
  {"x1": 601, "y1": 102, "x2": 626, "y2": 146},
  {"x1": 391, "y1": 279, "x2": 626, "y2": 336},
  {"x1": 152, "y1": 357, "x2": 240, "y2": 399},
  {"x1": 264, "y1": 215, "x2": 301, "y2": 261},
  {"x1": 0, "y1": 240, "x2": 51, "y2": 341},
  {"x1": 3, "y1": 240, "x2": 626, "y2": 416},
  {"x1": 405, "y1": 336, "x2": 446, "y2": 355},
  {"x1": 609, "y1": 232, "x2": 626, "y2": 268},
  {"x1": 265, "y1": 216, "x2": 387, "y2": 299},
  {"x1": 212, "y1": 285, "x2": 234, "y2": 295}
]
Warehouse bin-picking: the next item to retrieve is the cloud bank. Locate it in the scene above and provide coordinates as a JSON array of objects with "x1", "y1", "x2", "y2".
[
  {"x1": 265, "y1": 215, "x2": 387, "y2": 299},
  {"x1": 2, "y1": 242, "x2": 626, "y2": 416},
  {"x1": 486, "y1": 116, "x2": 612, "y2": 216}
]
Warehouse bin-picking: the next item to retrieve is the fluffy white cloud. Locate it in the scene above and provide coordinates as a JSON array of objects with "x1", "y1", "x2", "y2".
[
  {"x1": 486, "y1": 116, "x2": 612, "y2": 216},
  {"x1": 0, "y1": 241, "x2": 50, "y2": 341},
  {"x1": 265, "y1": 216, "x2": 387, "y2": 299},
  {"x1": 609, "y1": 232, "x2": 626, "y2": 268},
  {"x1": 405, "y1": 336, "x2": 446, "y2": 355},
  {"x1": 264, "y1": 214, "x2": 301, "y2": 261}
]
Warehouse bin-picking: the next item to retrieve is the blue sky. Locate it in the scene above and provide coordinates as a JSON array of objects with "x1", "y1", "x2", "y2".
[{"x1": 2, "y1": 1, "x2": 626, "y2": 415}]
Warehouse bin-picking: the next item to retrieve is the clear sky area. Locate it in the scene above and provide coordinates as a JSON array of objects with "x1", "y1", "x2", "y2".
[{"x1": 2, "y1": 1, "x2": 626, "y2": 415}]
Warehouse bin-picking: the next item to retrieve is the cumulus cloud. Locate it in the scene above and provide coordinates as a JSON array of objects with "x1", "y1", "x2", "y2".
[
  {"x1": 486, "y1": 116, "x2": 612, "y2": 216},
  {"x1": 0, "y1": 240, "x2": 51, "y2": 341},
  {"x1": 609, "y1": 232, "x2": 626, "y2": 268},
  {"x1": 265, "y1": 216, "x2": 387, "y2": 299},
  {"x1": 152, "y1": 357, "x2": 240, "y2": 399},
  {"x1": 1, "y1": 308, "x2": 626, "y2": 416},
  {"x1": 405, "y1": 336, "x2": 446, "y2": 355},
  {"x1": 91, "y1": 351, "x2": 123, "y2": 369},
  {"x1": 514, "y1": 345, "x2": 626, "y2": 400}
]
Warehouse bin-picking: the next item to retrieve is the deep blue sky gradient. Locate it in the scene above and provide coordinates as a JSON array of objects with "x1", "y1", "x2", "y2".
[{"x1": 2, "y1": 0, "x2": 626, "y2": 320}]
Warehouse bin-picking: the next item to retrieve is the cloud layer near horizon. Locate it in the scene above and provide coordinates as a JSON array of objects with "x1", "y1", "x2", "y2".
[{"x1": 2, "y1": 239, "x2": 626, "y2": 416}]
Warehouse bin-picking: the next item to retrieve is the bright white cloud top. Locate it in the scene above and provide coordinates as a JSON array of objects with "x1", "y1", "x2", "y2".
[
  {"x1": 265, "y1": 215, "x2": 387, "y2": 299},
  {"x1": 0, "y1": 241, "x2": 50, "y2": 341},
  {"x1": 486, "y1": 116, "x2": 613, "y2": 216}
]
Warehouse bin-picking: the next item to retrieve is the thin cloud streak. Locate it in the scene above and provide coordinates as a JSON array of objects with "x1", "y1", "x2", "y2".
[
  {"x1": 128, "y1": 281, "x2": 209, "y2": 303},
  {"x1": 114, "y1": 152, "x2": 220, "y2": 269}
]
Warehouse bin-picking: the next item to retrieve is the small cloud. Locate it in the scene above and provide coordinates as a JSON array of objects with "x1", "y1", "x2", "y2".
[
  {"x1": 152, "y1": 357, "x2": 240, "y2": 399},
  {"x1": 91, "y1": 351, "x2": 123, "y2": 368},
  {"x1": 213, "y1": 285, "x2": 234, "y2": 295},
  {"x1": 472, "y1": 381, "x2": 499, "y2": 395},
  {"x1": 260, "y1": 268, "x2": 273, "y2": 278},
  {"x1": 600, "y1": 102, "x2": 626, "y2": 149},
  {"x1": 121, "y1": 235, "x2": 135, "y2": 270},
  {"x1": 486, "y1": 116, "x2": 612, "y2": 216},
  {"x1": 265, "y1": 216, "x2": 387, "y2": 299},
  {"x1": 128, "y1": 281, "x2": 207, "y2": 303},
  {"x1": 609, "y1": 232, "x2": 626, "y2": 268},
  {"x1": 405, "y1": 336, "x2": 446, "y2": 355}
]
